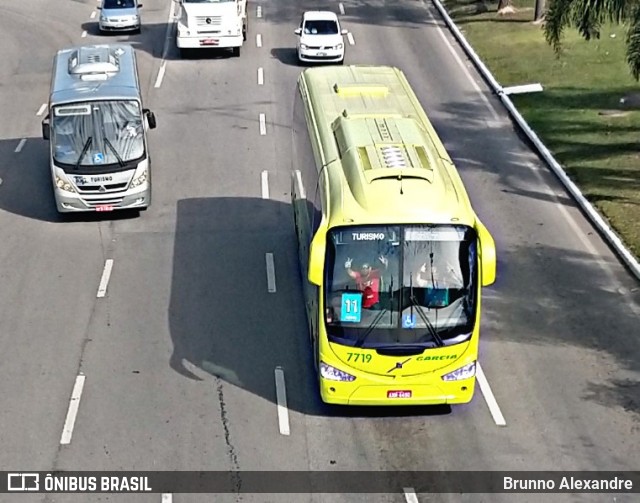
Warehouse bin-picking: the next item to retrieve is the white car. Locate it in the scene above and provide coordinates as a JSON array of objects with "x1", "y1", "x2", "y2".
[{"x1": 294, "y1": 11, "x2": 347, "y2": 65}]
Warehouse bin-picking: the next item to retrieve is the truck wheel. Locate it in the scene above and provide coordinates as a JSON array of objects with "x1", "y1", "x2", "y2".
[
  {"x1": 232, "y1": 46, "x2": 240, "y2": 57},
  {"x1": 179, "y1": 48, "x2": 188, "y2": 59},
  {"x1": 243, "y1": 21, "x2": 247, "y2": 41}
]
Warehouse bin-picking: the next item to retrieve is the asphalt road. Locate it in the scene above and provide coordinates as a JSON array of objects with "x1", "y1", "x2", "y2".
[{"x1": 0, "y1": 0, "x2": 638, "y2": 502}]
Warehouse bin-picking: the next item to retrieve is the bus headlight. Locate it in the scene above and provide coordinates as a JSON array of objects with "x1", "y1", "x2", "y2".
[
  {"x1": 130, "y1": 169, "x2": 148, "y2": 188},
  {"x1": 441, "y1": 361, "x2": 476, "y2": 381},
  {"x1": 177, "y1": 24, "x2": 190, "y2": 36},
  {"x1": 320, "y1": 362, "x2": 356, "y2": 382},
  {"x1": 55, "y1": 175, "x2": 76, "y2": 193}
]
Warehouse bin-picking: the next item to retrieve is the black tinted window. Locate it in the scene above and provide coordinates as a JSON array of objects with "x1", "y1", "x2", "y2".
[
  {"x1": 104, "y1": 0, "x2": 136, "y2": 8},
  {"x1": 303, "y1": 20, "x2": 338, "y2": 35}
]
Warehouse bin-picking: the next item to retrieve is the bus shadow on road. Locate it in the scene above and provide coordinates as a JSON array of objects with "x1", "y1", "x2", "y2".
[{"x1": 169, "y1": 196, "x2": 455, "y2": 418}]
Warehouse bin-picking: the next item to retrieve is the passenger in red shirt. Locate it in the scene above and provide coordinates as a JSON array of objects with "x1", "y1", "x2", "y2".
[{"x1": 345, "y1": 256, "x2": 388, "y2": 308}]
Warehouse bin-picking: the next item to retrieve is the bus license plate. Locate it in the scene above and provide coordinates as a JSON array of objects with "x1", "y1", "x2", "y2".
[
  {"x1": 202, "y1": 39, "x2": 218, "y2": 46},
  {"x1": 95, "y1": 205, "x2": 114, "y2": 212},
  {"x1": 387, "y1": 390, "x2": 412, "y2": 399}
]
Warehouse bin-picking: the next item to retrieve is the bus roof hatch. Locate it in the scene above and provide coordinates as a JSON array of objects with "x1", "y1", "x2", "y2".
[
  {"x1": 332, "y1": 115, "x2": 436, "y2": 183},
  {"x1": 68, "y1": 46, "x2": 121, "y2": 81}
]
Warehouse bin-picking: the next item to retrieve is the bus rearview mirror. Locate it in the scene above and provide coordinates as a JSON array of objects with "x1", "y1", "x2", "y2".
[
  {"x1": 476, "y1": 220, "x2": 496, "y2": 286},
  {"x1": 42, "y1": 115, "x2": 50, "y2": 140},
  {"x1": 308, "y1": 230, "x2": 326, "y2": 286},
  {"x1": 144, "y1": 109, "x2": 157, "y2": 129}
]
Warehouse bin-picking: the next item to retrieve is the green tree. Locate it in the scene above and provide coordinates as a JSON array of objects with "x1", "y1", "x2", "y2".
[{"x1": 544, "y1": 0, "x2": 640, "y2": 79}]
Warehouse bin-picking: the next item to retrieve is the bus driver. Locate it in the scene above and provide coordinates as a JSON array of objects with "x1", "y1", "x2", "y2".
[{"x1": 345, "y1": 256, "x2": 388, "y2": 308}]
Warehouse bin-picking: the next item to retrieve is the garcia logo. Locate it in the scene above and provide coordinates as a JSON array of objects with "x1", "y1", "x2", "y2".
[
  {"x1": 352, "y1": 232, "x2": 385, "y2": 241},
  {"x1": 416, "y1": 355, "x2": 457, "y2": 361}
]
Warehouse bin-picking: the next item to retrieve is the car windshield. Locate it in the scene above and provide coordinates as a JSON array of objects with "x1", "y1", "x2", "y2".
[
  {"x1": 303, "y1": 20, "x2": 339, "y2": 35},
  {"x1": 324, "y1": 225, "x2": 478, "y2": 349},
  {"x1": 52, "y1": 100, "x2": 144, "y2": 169},
  {"x1": 103, "y1": 0, "x2": 136, "y2": 8}
]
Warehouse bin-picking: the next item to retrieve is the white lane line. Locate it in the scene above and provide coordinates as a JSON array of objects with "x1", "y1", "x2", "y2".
[
  {"x1": 256, "y1": 33, "x2": 262, "y2": 47},
  {"x1": 265, "y1": 253, "x2": 276, "y2": 292},
  {"x1": 257, "y1": 67, "x2": 264, "y2": 85},
  {"x1": 274, "y1": 367, "x2": 290, "y2": 435},
  {"x1": 476, "y1": 362, "x2": 506, "y2": 426},
  {"x1": 81, "y1": 30, "x2": 88, "y2": 38},
  {"x1": 347, "y1": 32, "x2": 355, "y2": 45},
  {"x1": 524, "y1": 161, "x2": 640, "y2": 318},
  {"x1": 96, "y1": 259, "x2": 114, "y2": 298},
  {"x1": 339, "y1": 3, "x2": 345, "y2": 15},
  {"x1": 60, "y1": 375, "x2": 86, "y2": 445},
  {"x1": 14, "y1": 139, "x2": 27, "y2": 153},
  {"x1": 256, "y1": 5, "x2": 262, "y2": 18},
  {"x1": 153, "y1": 0, "x2": 177, "y2": 89},
  {"x1": 261, "y1": 170, "x2": 269, "y2": 199},
  {"x1": 403, "y1": 488, "x2": 419, "y2": 503},
  {"x1": 259, "y1": 113, "x2": 266, "y2": 135},
  {"x1": 162, "y1": 495, "x2": 172, "y2": 503},
  {"x1": 36, "y1": 103, "x2": 47, "y2": 116},
  {"x1": 294, "y1": 170, "x2": 306, "y2": 199},
  {"x1": 154, "y1": 62, "x2": 167, "y2": 88},
  {"x1": 90, "y1": 10, "x2": 97, "y2": 19},
  {"x1": 425, "y1": 8, "x2": 501, "y2": 121}
]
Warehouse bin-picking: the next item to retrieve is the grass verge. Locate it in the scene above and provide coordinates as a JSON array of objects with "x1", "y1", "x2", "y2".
[{"x1": 442, "y1": 0, "x2": 640, "y2": 259}]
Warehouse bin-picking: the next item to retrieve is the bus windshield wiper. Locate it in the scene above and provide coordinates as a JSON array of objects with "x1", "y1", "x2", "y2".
[
  {"x1": 356, "y1": 279, "x2": 393, "y2": 348},
  {"x1": 409, "y1": 279, "x2": 444, "y2": 347},
  {"x1": 75, "y1": 136, "x2": 93, "y2": 170},
  {"x1": 356, "y1": 307, "x2": 389, "y2": 348},
  {"x1": 103, "y1": 136, "x2": 125, "y2": 167}
]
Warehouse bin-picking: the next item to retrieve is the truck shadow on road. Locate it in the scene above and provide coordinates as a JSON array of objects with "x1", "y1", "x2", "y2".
[{"x1": 169, "y1": 196, "x2": 453, "y2": 418}]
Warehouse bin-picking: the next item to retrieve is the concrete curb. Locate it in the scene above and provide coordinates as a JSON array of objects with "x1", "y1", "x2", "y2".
[{"x1": 430, "y1": 0, "x2": 640, "y2": 281}]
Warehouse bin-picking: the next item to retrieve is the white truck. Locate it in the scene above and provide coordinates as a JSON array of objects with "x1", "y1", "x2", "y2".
[{"x1": 175, "y1": 0, "x2": 248, "y2": 58}]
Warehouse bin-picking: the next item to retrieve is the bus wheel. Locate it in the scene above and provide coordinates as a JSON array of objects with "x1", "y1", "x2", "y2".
[{"x1": 232, "y1": 46, "x2": 240, "y2": 57}]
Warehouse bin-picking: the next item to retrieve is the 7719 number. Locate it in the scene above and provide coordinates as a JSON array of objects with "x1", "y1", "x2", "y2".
[{"x1": 346, "y1": 352, "x2": 372, "y2": 363}]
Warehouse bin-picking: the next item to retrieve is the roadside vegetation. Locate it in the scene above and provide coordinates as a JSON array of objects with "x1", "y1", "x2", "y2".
[{"x1": 443, "y1": 0, "x2": 640, "y2": 259}]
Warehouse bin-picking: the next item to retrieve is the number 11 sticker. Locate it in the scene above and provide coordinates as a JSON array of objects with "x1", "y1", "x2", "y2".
[{"x1": 340, "y1": 293, "x2": 362, "y2": 323}]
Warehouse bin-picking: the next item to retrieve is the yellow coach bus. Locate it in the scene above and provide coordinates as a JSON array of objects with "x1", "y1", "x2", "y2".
[{"x1": 291, "y1": 65, "x2": 497, "y2": 406}]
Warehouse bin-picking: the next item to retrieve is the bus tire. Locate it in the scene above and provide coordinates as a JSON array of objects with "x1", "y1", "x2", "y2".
[{"x1": 232, "y1": 46, "x2": 240, "y2": 57}]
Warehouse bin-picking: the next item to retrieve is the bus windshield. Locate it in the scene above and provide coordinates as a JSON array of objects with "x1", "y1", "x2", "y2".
[
  {"x1": 324, "y1": 224, "x2": 478, "y2": 349},
  {"x1": 51, "y1": 100, "x2": 144, "y2": 169}
]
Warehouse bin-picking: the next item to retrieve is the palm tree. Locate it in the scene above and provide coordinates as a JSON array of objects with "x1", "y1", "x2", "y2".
[
  {"x1": 544, "y1": 0, "x2": 640, "y2": 79},
  {"x1": 534, "y1": 0, "x2": 546, "y2": 21}
]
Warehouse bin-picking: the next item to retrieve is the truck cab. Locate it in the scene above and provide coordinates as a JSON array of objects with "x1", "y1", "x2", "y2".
[{"x1": 175, "y1": 0, "x2": 247, "y2": 58}]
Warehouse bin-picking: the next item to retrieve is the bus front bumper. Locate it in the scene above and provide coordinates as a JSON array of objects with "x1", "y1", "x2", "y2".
[
  {"x1": 319, "y1": 377, "x2": 475, "y2": 406},
  {"x1": 176, "y1": 34, "x2": 242, "y2": 49},
  {"x1": 54, "y1": 186, "x2": 150, "y2": 213}
]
